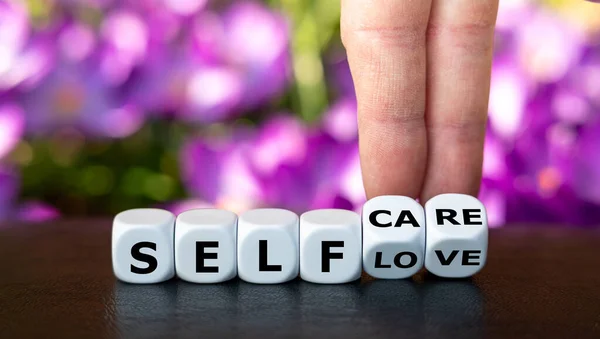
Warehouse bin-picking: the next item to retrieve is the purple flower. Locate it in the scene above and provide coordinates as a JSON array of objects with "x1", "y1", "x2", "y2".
[
  {"x1": 486, "y1": 72, "x2": 600, "y2": 226},
  {"x1": 488, "y1": 53, "x2": 531, "y2": 142},
  {"x1": 321, "y1": 97, "x2": 358, "y2": 143},
  {"x1": 326, "y1": 56, "x2": 356, "y2": 99},
  {"x1": 180, "y1": 114, "x2": 364, "y2": 214},
  {"x1": 480, "y1": 128, "x2": 517, "y2": 228},
  {"x1": 0, "y1": 102, "x2": 25, "y2": 159},
  {"x1": 243, "y1": 115, "x2": 361, "y2": 213},
  {"x1": 516, "y1": 9, "x2": 584, "y2": 83},
  {"x1": 495, "y1": 0, "x2": 535, "y2": 32},
  {"x1": 0, "y1": 1, "x2": 28, "y2": 79},
  {"x1": 483, "y1": 18, "x2": 600, "y2": 227},
  {"x1": 579, "y1": 50, "x2": 600, "y2": 106},
  {"x1": 181, "y1": 125, "x2": 263, "y2": 213},
  {"x1": 128, "y1": 1, "x2": 290, "y2": 123},
  {"x1": 130, "y1": 50, "x2": 245, "y2": 122},
  {"x1": 0, "y1": 167, "x2": 18, "y2": 221},
  {"x1": 558, "y1": 45, "x2": 600, "y2": 121},
  {"x1": 478, "y1": 179, "x2": 507, "y2": 228},
  {"x1": 19, "y1": 61, "x2": 144, "y2": 138},
  {"x1": 54, "y1": 0, "x2": 114, "y2": 9},
  {"x1": 183, "y1": 65, "x2": 245, "y2": 122},
  {"x1": 0, "y1": 168, "x2": 60, "y2": 222},
  {"x1": 0, "y1": 165, "x2": 60, "y2": 223},
  {"x1": 15, "y1": 201, "x2": 60, "y2": 223},
  {"x1": 57, "y1": 22, "x2": 97, "y2": 63},
  {"x1": 568, "y1": 118, "x2": 600, "y2": 206},
  {"x1": 0, "y1": 1, "x2": 53, "y2": 91},
  {"x1": 161, "y1": 0, "x2": 208, "y2": 16},
  {"x1": 551, "y1": 86, "x2": 593, "y2": 125},
  {"x1": 127, "y1": 53, "x2": 193, "y2": 117},
  {"x1": 125, "y1": 0, "x2": 208, "y2": 16},
  {"x1": 193, "y1": 2, "x2": 291, "y2": 108},
  {"x1": 247, "y1": 115, "x2": 309, "y2": 176},
  {"x1": 98, "y1": 9, "x2": 150, "y2": 85}
]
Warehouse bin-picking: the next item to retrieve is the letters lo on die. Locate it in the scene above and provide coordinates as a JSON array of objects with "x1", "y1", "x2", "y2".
[{"x1": 112, "y1": 194, "x2": 488, "y2": 284}]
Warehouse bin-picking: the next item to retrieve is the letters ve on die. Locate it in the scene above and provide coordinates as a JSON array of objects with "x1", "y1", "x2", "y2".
[{"x1": 112, "y1": 194, "x2": 488, "y2": 284}]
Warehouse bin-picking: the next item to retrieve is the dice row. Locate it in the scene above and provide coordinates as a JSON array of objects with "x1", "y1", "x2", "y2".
[{"x1": 112, "y1": 193, "x2": 488, "y2": 284}]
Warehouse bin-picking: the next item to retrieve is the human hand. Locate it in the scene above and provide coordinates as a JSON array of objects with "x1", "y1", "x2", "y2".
[{"x1": 341, "y1": 0, "x2": 499, "y2": 202}]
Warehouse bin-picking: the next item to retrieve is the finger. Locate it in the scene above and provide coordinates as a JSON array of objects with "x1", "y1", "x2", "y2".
[
  {"x1": 420, "y1": 0, "x2": 499, "y2": 203},
  {"x1": 341, "y1": 0, "x2": 433, "y2": 199}
]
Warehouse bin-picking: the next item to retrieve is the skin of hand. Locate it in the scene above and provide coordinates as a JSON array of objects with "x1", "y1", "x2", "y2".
[{"x1": 340, "y1": 0, "x2": 500, "y2": 203}]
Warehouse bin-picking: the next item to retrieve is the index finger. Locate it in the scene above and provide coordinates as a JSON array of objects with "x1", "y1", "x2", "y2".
[
  {"x1": 420, "y1": 0, "x2": 499, "y2": 203},
  {"x1": 341, "y1": 0, "x2": 432, "y2": 199}
]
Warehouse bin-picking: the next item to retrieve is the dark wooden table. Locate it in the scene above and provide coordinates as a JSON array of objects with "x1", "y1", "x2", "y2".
[{"x1": 0, "y1": 220, "x2": 599, "y2": 339}]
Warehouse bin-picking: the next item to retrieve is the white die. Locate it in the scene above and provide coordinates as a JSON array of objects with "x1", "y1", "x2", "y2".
[
  {"x1": 237, "y1": 208, "x2": 299, "y2": 284},
  {"x1": 424, "y1": 194, "x2": 488, "y2": 278},
  {"x1": 300, "y1": 209, "x2": 362, "y2": 284},
  {"x1": 175, "y1": 209, "x2": 237, "y2": 283},
  {"x1": 362, "y1": 196, "x2": 425, "y2": 279},
  {"x1": 112, "y1": 208, "x2": 175, "y2": 284}
]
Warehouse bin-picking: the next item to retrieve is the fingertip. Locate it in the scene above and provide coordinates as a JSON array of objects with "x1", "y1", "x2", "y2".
[{"x1": 359, "y1": 121, "x2": 428, "y2": 200}]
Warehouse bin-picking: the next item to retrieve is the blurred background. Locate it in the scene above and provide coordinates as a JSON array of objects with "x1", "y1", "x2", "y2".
[{"x1": 0, "y1": 0, "x2": 599, "y2": 227}]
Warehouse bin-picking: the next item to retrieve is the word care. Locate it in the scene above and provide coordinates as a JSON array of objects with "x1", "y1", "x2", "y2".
[{"x1": 112, "y1": 194, "x2": 488, "y2": 284}]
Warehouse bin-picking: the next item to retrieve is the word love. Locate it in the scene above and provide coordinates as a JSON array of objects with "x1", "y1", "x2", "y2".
[{"x1": 112, "y1": 194, "x2": 488, "y2": 284}]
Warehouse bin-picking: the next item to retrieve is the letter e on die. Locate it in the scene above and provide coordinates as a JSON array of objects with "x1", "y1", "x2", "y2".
[{"x1": 424, "y1": 194, "x2": 488, "y2": 278}]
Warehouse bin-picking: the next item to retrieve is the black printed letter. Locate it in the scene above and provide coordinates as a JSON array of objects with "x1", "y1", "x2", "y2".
[
  {"x1": 462, "y1": 250, "x2": 481, "y2": 266},
  {"x1": 436, "y1": 209, "x2": 460, "y2": 226},
  {"x1": 131, "y1": 241, "x2": 158, "y2": 274},
  {"x1": 435, "y1": 250, "x2": 460, "y2": 266},
  {"x1": 395, "y1": 210, "x2": 420, "y2": 227},
  {"x1": 322, "y1": 241, "x2": 344, "y2": 272},
  {"x1": 259, "y1": 240, "x2": 282, "y2": 271},
  {"x1": 463, "y1": 210, "x2": 483, "y2": 225},
  {"x1": 374, "y1": 251, "x2": 391, "y2": 268},
  {"x1": 393, "y1": 251, "x2": 418, "y2": 268},
  {"x1": 196, "y1": 241, "x2": 219, "y2": 273},
  {"x1": 370, "y1": 210, "x2": 392, "y2": 227}
]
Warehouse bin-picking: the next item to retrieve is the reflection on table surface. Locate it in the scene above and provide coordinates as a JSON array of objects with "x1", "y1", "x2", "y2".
[{"x1": 110, "y1": 274, "x2": 483, "y2": 338}]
